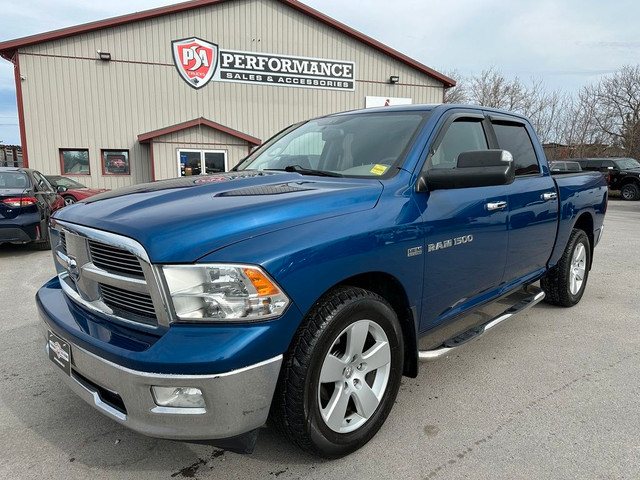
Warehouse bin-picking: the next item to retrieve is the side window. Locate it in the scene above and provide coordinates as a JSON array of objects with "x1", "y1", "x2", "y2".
[
  {"x1": 430, "y1": 119, "x2": 488, "y2": 170},
  {"x1": 493, "y1": 122, "x2": 539, "y2": 176},
  {"x1": 32, "y1": 172, "x2": 51, "y2": 191},
  {"x1": 601, "y1": 160, "x2": 615, "y2": 169}
]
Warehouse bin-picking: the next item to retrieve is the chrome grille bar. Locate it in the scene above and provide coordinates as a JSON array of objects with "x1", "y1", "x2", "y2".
[{"x1": 88, "y1": 240, "x2": 144, "y2": 278}]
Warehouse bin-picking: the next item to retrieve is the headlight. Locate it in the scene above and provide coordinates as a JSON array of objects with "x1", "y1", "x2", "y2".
[{"x1": 162, "y1": 264, "x2": 289, "y2": 322}]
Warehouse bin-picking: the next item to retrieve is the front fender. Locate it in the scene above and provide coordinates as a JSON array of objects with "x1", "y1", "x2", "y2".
[{"x1": 198, "y1": 193, "x2": 425, "y2": 321}]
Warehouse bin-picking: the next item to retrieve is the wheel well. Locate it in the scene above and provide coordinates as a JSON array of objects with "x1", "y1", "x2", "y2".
[
  {"x1": 572, "y1": 213, "x2": 595, "y2": 268},
  {"x1": 337, "y1": 272, "x2": 418, "y2": 378},
  {"x1": 620, "y1": 178, "x2": 640, "y2": 187}
]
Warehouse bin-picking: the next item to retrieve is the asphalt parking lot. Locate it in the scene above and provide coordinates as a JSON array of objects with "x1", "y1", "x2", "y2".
[{"x1": 1, "y1": 199, "x2": 638, "y2": 479}]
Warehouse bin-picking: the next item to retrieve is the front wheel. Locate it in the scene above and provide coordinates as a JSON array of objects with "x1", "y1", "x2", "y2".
[
  {"x1": 271, "y1": 287, "x2": 404, "y2": 458},
  {"x1": 541, "y1": 229, "x2": 591, "y2": 307},
  {"x1": 620, "y1": 183, "x2": 640, "y2": 201},
  {"x1": 63, "y1": 195, "x2": 76, "y2": 206}
]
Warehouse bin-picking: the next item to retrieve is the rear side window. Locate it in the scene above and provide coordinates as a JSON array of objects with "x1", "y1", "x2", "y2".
[
  {"x1": 430, "y1": 119, "x2": 488, "y2": 170},
  {"x1": 493, "y1": 122, "x2": 539, "y2": 176}
]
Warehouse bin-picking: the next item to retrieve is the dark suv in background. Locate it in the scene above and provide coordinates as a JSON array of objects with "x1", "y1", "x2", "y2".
[
  {"x1": 574, "y1": 158, "x2": 640, "y2": 200},
  {"x1": 0, "y1": 167, "x2": 63, "y2": 249}
]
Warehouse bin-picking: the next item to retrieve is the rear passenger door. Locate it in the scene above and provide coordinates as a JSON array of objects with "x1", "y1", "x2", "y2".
[{"x1": 489, "y1": 116, "x2": 559, "y2": 284}]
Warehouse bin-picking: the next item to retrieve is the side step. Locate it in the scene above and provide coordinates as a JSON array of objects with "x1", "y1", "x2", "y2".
[{"x1": 418, "y1": 285, "x2": 545, "y2": 362}]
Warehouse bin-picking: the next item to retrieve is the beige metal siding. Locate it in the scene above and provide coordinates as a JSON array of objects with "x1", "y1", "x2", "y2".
[
  {"x1": 18, "y1": 0, "x2": 444, "y2": 188},
  {"x1": 152, "y1": 126, "x2": 250, "y2": 180}
]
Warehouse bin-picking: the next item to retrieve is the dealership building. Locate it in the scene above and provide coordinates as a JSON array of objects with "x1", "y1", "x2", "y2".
[{"x1": 0, "y1": 0, "x2": 454, "y2": 189}]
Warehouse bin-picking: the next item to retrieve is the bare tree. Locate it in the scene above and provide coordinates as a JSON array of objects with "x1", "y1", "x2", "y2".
[
  {"x1": 590, "y1": 65, "x2": 640, "y2": 158},
  {"x1": 442, "y1": 69, "x2": 468, "y2": 104}
]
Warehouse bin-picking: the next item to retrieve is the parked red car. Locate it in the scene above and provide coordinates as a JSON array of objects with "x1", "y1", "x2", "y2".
[{"x1": 45, "y1": 176, "x2": 108, "y2": 205}]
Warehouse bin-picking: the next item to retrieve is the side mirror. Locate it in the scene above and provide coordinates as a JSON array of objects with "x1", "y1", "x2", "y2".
[
  {"x1": 416, "y1": 150, "x2": 515, "y2": 192},
  {"x1": 56, "y1": 185, "x2": 68, "y2": 193}
]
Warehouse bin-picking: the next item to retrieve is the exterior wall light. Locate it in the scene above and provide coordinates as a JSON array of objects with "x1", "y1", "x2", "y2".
[
  {"x1": 97, "y1": 50, "x2": 111, "y2": 61},
  {"x1": 389, "y1": 75, "x2": 400, "y2": 84}
]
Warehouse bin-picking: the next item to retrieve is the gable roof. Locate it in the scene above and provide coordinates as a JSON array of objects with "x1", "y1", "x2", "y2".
[
  {"x1": 0, "y1": 0, "x2": 455, "y2": 88},
  {"x1": 138, "y1": 117, "x2": 261, "y2": 145}
]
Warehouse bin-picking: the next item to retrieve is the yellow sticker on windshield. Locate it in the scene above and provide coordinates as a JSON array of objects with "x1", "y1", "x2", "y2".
[{"x1": 370, "y1": 164, "x2": 388, "y2": 175}]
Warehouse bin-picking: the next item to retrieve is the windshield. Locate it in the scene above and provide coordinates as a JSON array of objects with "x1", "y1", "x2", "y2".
[
  {"x1": 236, "y1": 112, "x2": 428, "y2": 177},
  {"x1": 0, "y1": 172, "x2": 30, "y2": 189},
  {"x1": 614, "y1": 158, "x2": 640, "y2": 169},
  {"x1": 49, "y1": 177, "x2": 86, "y2": 188}
]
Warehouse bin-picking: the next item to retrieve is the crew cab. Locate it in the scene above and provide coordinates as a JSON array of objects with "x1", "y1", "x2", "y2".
[
  {"x1": 575, "y1": 157, "x2": 640, "y2": 200},
  {"x1": 36, "y1": 105, "x2": 607, "y2": 458}
]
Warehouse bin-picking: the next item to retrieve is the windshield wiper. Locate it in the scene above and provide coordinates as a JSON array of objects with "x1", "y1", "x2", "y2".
[{"x1": 267, "y1": 165, "x2": 343, "y2": 177}]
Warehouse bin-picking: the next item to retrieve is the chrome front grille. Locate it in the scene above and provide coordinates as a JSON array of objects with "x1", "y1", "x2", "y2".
[
  {"x1": 99, "y1": 283, "x2": 156, "y2": 323},
  {"x1": 52, "y1": 221, "x2": 169, "y2": 331},
  {"x1": 89, "y1": 240, "x2": 144, "y2": 278}
]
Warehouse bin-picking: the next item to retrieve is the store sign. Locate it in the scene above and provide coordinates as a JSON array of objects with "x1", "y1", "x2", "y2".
[
  {"x1": 365, "y1": 96, "x2": 413, "y2": 108},
  {"x1": 172, "y1": 37, "x2": 355, "y2": 91},
  {"x1": 172, "y1": 38, "x2": 219, "y2": 89}
]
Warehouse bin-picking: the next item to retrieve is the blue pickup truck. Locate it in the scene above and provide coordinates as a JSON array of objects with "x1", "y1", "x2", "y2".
[{"x1": 37, "y1": 104, "x2": 607, "y2": 458}]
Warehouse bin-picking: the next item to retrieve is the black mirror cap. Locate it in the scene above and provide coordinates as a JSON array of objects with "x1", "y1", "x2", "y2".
[
  {"x1": 56, "y1": 185, "x2": 68, "y2": 193},
  {"x1": 417, "y1": 150, "x2": 515, "y2": 192}
]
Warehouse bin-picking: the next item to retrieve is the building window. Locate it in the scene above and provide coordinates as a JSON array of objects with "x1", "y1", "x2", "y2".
[
  {"x1": 60, "y1": 149, "x2": 90, "y2": 175},
  {"x1": 177, "y1": 149, "x2": 227, "y2": 177},
  {"x1": 102, "y1": 150, "x2": 130, "y2": 175}
]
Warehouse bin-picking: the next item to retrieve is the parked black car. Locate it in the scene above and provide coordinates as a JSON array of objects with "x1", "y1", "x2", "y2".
[
  {"x1": 549, "y1": 160, "x2": 582, "y2": 173},
  {"x1": 574, "y1": 158, "x2": 640, "y2": 200},
  {"x1": 0, "y1": 167, "x2": 64, "y2": 249}
]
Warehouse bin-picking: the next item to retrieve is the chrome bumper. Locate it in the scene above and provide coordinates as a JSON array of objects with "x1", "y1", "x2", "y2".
[{"x1": 43, "y1": 329, "x2": 282, "y2": 440}]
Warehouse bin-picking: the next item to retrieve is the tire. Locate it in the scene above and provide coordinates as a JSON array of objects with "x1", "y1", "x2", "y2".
[
  {"x1": 620, "y1": 183, "x2": 640, "y2": 201},
  {"x1": 541, "y1": 229, "x2": 590, "y2": 307},
  {"x1": 63, "y1": 195, "x2": 76, "y2": 206},
  {"x1": 271, "y1": 286, "x2": 404, "y2": 458}
]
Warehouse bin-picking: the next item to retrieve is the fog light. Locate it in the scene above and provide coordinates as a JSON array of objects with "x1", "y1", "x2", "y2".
[{"x1": 152, "y1": 386, "x2": 205, "y2": 408}]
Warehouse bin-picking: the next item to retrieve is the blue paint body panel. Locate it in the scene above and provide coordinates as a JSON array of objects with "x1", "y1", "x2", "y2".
[{"x1": 39, "y1": 104, "x2": 607, "y2": 375}]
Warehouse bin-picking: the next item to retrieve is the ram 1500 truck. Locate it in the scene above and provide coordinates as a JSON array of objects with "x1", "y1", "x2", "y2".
[{"x1": 37, "y1": 104, "x2": 607, "y2": 458}]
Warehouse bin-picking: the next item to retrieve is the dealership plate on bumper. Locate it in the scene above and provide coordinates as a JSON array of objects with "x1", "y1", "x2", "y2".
[{"x1": 48, "y1": 330, "x2": 71, "y2": 376}]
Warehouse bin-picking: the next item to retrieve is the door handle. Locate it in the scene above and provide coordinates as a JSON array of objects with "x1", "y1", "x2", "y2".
[
  {"x1": 486, "y1": 201, "x2": 507, "y2": 211},
  {"x1": 542, "y1": 192, "x2": 557, "y2": 201}
]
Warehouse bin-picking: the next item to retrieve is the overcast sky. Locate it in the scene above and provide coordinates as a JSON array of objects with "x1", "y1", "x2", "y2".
[{"x1": 1, "y1": 0, "x2": 640, "y2": 145}]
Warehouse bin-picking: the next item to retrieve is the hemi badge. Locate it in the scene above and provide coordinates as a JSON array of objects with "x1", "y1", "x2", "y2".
[{"x1": 407, "y1": 246, "x2": 423, "y2": 257}]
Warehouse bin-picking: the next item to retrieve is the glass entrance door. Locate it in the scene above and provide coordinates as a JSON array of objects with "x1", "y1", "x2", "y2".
[
  {"x1": 204, "y1": 152, "x2": 226, "y2": 174},
  {"x1": 178, "y1": 149, "x2": 227, "y2": 177}
]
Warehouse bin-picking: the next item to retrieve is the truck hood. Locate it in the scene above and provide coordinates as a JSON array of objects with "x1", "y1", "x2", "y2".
[{"x1": 53, "y1": 171, "x2": 383, "y2": 263}]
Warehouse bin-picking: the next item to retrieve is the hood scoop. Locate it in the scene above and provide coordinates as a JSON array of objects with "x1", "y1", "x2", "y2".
[{"x1": 217, "y1": 183, "x2": 312, "y2": 197}]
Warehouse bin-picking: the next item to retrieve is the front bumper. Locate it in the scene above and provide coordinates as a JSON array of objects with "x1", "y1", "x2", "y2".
[{"x1": 42, "y1": 326, "x2": 282, "y2": 440}]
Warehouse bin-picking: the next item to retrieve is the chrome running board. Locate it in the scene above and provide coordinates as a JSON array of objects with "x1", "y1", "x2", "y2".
[{"x1": 418, "y1": 285, "x2": 545, "y2": 362}]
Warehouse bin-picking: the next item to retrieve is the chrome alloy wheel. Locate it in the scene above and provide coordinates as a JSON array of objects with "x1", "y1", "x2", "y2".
[
  {"x1": 570, "y1": 243, "x2": 587, "y2": 295},
  {"x1": 318, "y1": 319, "x2": 391, "y2": 434}
]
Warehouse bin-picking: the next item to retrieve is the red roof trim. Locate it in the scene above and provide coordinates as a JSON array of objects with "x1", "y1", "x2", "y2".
[
  {"x1": 138, "y1": 117, "x2": 261, "y2": 145},
  {"x1": 0, "y1": 0, "x2": 455, "y2": 87}
]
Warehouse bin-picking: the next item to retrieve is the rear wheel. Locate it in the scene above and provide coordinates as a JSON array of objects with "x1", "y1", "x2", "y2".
[
  {"x1": 271, "y1": 287, "x2": 404, "y2": 458},
  {"x1": 541, "y1": 229, "x2": 590, "y2": 306},
  {"x1": 620, "y1": 183, "x2": 640, "y2": 201}
]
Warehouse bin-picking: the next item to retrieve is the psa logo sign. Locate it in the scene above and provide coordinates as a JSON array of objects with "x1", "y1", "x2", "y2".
[{"x1": 172, "y1": 37, "x2": 219, "y2": 89}]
